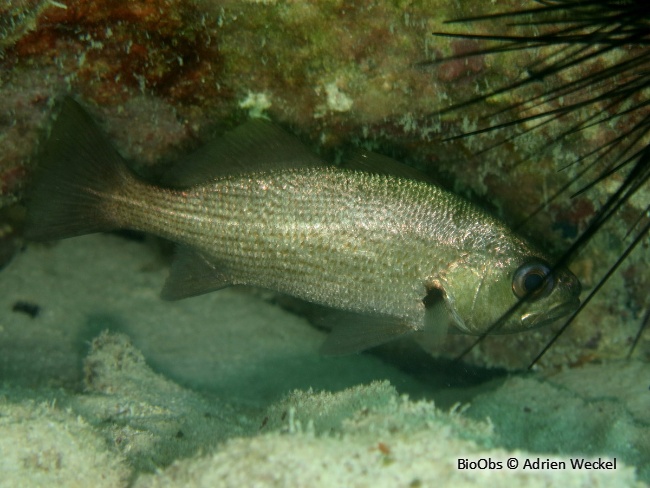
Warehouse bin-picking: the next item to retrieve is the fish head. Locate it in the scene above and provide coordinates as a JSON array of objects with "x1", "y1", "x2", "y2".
[{"x1": 438, "y1": 253, "x2": 582, "y2": 335}]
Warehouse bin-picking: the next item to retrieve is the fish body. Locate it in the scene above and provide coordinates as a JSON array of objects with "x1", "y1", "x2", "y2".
[
  {"x1": 111, "y1": 166, "x2": 504, "y2": 327},
  {"x1": 26, "y1": 98, "x2": 581, "y2": 353}
]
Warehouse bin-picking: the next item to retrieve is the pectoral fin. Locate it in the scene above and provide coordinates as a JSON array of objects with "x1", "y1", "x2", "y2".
[{"x1": 412, "y1": 287, "x2": 452, "y2": 350}]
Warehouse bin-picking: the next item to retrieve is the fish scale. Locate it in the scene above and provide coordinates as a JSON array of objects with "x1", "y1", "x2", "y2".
[
  {"x1": 25, "y1": 98, "x2": 581, "y2": 354},
  {"x1": 105, "y1": 167, "x2": 509, "y2": 326}
]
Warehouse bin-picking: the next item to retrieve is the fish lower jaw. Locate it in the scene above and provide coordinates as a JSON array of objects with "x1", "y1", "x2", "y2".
[{"x1": 521, "y1": 299, "x2": 581, "y2": 329}]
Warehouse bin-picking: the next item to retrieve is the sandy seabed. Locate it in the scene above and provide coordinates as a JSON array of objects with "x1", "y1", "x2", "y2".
[{"x1": 0, "y1": 234, "x2": 647, "y2": 487}]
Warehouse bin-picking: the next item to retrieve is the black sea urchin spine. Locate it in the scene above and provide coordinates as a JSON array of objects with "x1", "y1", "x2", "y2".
[{"x1": 428, "y1": 0, "x2": 650, "y2": 365}]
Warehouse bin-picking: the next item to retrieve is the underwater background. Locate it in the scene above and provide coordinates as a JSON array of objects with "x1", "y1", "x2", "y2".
[{"x1": 0, "y1": 0, "x2": 647, "y2": 486}]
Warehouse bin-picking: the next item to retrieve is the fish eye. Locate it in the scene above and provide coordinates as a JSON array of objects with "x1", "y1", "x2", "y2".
[{"x1": 512, "y1": 260, "x2": 554, "y2": 300}]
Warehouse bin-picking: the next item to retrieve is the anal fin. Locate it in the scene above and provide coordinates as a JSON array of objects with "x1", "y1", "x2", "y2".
[
  {"x1": 161, "y1": 247, "x2": 232, "y2": 300},
  {"x1": 319, "y1": 312, "x2": 415, "y2": 356}
]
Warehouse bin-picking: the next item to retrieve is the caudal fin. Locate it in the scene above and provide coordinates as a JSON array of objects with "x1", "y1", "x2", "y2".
[{"x1": 25, "y1": 98, "x2": 133, "y2": 241}]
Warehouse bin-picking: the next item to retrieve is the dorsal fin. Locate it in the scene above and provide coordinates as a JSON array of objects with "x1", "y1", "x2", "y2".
[
  {"x1": 341, "y1": 150, "x2": 433, "y2": 183},
  {"x1": 162, "y1": 119, "x2": 326, "y2": 187}
]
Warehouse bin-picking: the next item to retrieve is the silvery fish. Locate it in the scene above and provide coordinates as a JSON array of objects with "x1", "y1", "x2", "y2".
[{"x1": 25, "y1": 98, "x2": 581, "y2": 354}]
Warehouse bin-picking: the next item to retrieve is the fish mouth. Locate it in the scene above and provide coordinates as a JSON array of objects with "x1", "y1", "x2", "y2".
[{"x1": 521, "y1": 298, "x2": 581, "y2": 329}]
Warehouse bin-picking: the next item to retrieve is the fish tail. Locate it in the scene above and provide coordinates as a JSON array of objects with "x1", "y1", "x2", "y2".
[{"x1": 25, "y1": 98, "x2": 135, "y2": 241}]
